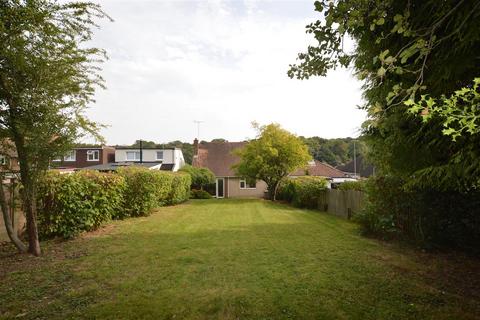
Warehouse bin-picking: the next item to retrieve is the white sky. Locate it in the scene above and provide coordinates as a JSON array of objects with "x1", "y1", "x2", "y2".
[{"x1": 85, "y1": 0, "x2": 365, "y2": 145}]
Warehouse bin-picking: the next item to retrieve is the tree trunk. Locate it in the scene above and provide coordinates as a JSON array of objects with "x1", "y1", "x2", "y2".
[
  {"x1": 0, "y1": 176, "x2": 27, "y2": 253},
  {"x1": 22, "y1": 185, "x2": 41, "y2": 256},
  {"x1": 13, "y1": 136, "x2": 42, "y2": 256}
]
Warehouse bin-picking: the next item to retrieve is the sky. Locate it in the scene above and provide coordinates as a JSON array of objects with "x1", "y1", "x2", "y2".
[{"x1": 85, "y1": 0, "x2": 366, "y2": 145}]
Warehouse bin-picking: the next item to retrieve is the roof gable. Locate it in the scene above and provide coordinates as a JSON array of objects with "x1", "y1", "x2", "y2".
[{"x1": 193, "y1": 142, "x2": 246, "y2": 177}]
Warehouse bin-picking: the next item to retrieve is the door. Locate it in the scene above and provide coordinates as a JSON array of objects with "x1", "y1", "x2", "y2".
[{"x1": 216, "y1": 178, "x2": 225, "y2": 198}]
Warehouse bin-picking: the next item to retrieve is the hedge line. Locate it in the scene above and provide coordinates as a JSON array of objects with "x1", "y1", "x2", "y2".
[
  {"x1": 37, "y1": 168, "x2": 191, "y2": 238},
  {"x1": 277, "y1": 176, "x2": 328, "y2": 209}
]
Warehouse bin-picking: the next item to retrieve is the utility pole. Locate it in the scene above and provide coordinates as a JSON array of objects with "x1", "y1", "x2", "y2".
[
  {"x1": 194, "y1": 120, "x2": 204, "y2": 140},
  {"x1": 353, "y1": 140, "x2": 357, "y2": 179}
]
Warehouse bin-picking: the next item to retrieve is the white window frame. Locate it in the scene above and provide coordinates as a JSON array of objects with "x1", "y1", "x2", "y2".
[
  {"x1": 63, "y1": 150, "x2": 76, "y2": 162},
  {"x1": 0, "y1": 155, "x2": 7, "y2": 166},
  {"x1": 239, "y1": 178, "x2": 256, "y2": 189},
  {"x1": 156, "y1": 151, "x2": 164, "y2": 161},
  {"x1": 126, "y1": 151, "x2": 141, "y2": 161},
  {"x1": 87, "y1": 150, "x2": 100, "y2": 161}
]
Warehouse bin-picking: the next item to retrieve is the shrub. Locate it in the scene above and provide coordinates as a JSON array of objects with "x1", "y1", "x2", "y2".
[
  {"x1": 168, "y1": 172, "x2": 191, "y2": 204},
  {"x1": 356, "y1": 176, "x2": 480, "y2": 252},
  {"x1": 117, "y1": 167, "x2": 166, "y2": 217},
  {"x1": 190, "y1": 189, "x2": 213, "y2": 199},
  {"x1": 277, "y1": 177, "x2": 328, "y2": 209},
  {"x1": 291, "y1": 177, "x2": 328, "y2": 208},
  {"x1": 338, "y1": 180, "x2": 365, "y2": 191},
  {"x1": 37, "y1": 170, "x2": 126, "y2": 239},
  {"x1": 179, "y1": 165, "x2": 215, "y2": 190}
]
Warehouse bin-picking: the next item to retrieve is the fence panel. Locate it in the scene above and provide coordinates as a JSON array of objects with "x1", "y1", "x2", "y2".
[{"x1": 320, "y1": 189, "x2": 365, "y2": 219}]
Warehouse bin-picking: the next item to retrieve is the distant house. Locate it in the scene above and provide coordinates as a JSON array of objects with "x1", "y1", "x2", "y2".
[
  {"x1": 51, "y1": 146, "x2": 115, "y2": 172},
  {"x1": 0, "y1": 141, "x2": 20, "y2": 174},
  {"x1": 82, "y1": 147, "x2": 185, "y2": 172},
  {"x1": 336, "y1": 155, "x2": 375, "y2": 178},
  {"x1": 290, "y1": 160, "x2": 356, "y2": 188},
  {"x1": 192, "y1": 139, "x2": 268, "y2": 198}
]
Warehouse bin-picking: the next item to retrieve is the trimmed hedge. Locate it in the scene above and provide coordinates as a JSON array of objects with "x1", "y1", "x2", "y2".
[
  {"x1": 168, "y1": 172, "x2": 191, "y2": 205},
  {"x1": 37, "y1": 168, "x2": 192, "y2": 239},
  {"x1": 37, "y1": 170, "x2": 126, "y2": 238},
  {"x1": 337, "y1": 180, "x2": 365, "y2": 191},
  {"x1": 277, "y1": 177, "x2": 328, "y2": 209}
]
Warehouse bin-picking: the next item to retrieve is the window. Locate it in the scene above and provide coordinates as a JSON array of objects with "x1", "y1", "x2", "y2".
[
  {"x1": 64, "y1": 150, "x2": 76, "y2": 161},
  {"x1": 87, "y1": 150, "x2": 100, "y2": 161},
  {"x1": 126, "y1": 151, "x2": 141, "y2": 161},
  {"x1": 240, "y1": 178, "x2": 256, "y2": 189},
  {"x1": 0, "y1": 155, "x2": 7, "y2": 166},
  {"x1": 156, "y1": 151, "x2": 164, "y2": 161}
]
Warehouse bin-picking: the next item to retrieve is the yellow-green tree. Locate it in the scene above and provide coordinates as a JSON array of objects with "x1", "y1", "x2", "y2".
[{"x1": 234, "y1": 123, "x2": 311, "y2": 200}]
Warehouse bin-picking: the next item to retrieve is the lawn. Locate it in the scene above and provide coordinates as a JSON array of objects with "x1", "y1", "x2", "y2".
[{"x1": 0, "y1": 199, "x2": 479, "y2": 320}]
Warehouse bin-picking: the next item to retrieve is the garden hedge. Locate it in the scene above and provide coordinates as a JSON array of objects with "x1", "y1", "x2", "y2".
[
  {"x1": 277, "y1": 176, "x2": 328, "y2": 209},
  {"x1": 37, "y1": 168, "x2": 192, "y2": 239},
  {"x1": 37, "y1": 170, "x2": 126, "y2": 238}
]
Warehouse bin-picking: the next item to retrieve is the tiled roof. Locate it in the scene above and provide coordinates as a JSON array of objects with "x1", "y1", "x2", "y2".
[
  {"x1": 290, "y1": 160, "x2": 348, "y2": 178},
  {"x1": 336, "y1": 155, "x2": 375, "y2": 178},
  {"x1": 193, "y1": 142, "x2": 246, "y2": 177}
]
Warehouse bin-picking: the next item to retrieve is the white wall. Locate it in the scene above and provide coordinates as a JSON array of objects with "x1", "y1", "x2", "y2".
[{"x1": 115, "y1": 149, "x2": 175, "y2": 163}]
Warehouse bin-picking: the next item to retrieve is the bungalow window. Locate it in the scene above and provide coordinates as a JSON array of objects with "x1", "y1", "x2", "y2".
[
  {"x1": 87, "y1": 150, "x2": 100, "y2": 161},
  {"x1": 240, "y1": 178, "x2": 256, "y2": 189},
  {"x1": 64, "y1": 150, "x2": 76, "y2": 161},
  {"x1": 126, "y1": 151, "x2": 141, "y2": 161},
  {"x1": 156, "y1": 151, "x2": 164, "y2": 161}
]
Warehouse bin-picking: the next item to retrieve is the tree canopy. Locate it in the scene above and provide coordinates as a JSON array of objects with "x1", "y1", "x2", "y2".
[
  {"x1": 0, "y1": 0, "x2": 110, "y2": 255},
  {"x1": 289, "y1": 0, "x2": 480, "y2": 192},
  {"x1": 234, "y1": 123, "x2": 311, "y2": 200}
]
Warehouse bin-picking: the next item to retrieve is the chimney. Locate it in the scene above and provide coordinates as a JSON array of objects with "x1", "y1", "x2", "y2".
[{"x1": 193, "y1": 138, "x2": 199, "y2": 156}]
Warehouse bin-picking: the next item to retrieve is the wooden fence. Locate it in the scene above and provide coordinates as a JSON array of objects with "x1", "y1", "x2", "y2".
[{"x1": 318, "y1": 189, "x2": 365, "y2": 219}]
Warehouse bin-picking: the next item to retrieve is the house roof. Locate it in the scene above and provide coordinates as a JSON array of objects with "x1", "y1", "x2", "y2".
[
  {"x1": 114, "y1": 146, "x2": 177, "y2": 150},
  {"x1": 79, "y1": 162, "x2": 162, "y2": 172},
  {"x1": 336, "y1": 155, "x2": 375, "y2": 178},
  {"x1": 193, "y1": 141, "x2": 246, "y2": 177},
  {"x1": 290, "y1": 160, "x2": 348, "y2": 178}
]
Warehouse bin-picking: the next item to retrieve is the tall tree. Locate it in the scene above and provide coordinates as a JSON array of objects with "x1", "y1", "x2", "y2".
[
  {"x1": 289, "y1": 0, "x2": 480, "y2": 191},
  {"x1": 0, "y1": 0, "x2": 110, "y2": 255},
  {"x1": 234, "y1": 123, "x2": 311, "y2": 200}
]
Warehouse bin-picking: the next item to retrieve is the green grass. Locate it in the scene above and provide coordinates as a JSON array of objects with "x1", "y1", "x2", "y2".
[{"x1": 0, "y1": 199, "x2": 479, "y2": 319}]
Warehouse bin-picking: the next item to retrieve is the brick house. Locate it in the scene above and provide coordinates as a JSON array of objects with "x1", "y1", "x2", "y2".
[
  {"x1": 52, "y1": 146, "x2": 115, "y2": 171},
  {"x1": 192, "y1": 139, "x2": 268, "y2": 198},
  {"x1": 192, "y1": 139, "x2": 355, "y2": 198}
]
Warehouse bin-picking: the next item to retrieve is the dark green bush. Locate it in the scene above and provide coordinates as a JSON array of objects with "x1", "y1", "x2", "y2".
[
  {"x1": 37, "y1": 170, "x2": 126, "y2": 239},
  {"x1": 190, "y1": 189, "x2": 213, "y2": 199},
  {"x1": 277, "y1": 177, "x2": 328, "y2": 209},
  {"x1": 356, "y1": 176, "x2": 480, "y2": 252},
  {"x1": 179, "y1": 165, "x2": 215, "y2": 189}
]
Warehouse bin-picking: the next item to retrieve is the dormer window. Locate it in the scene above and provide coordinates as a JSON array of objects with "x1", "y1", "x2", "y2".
[
  {"x1": 126, "y1": 151, "x2": 141, "y2": 161},
  {"x1": 156, "y1": 151, "x2": 164, "y2": 161}
]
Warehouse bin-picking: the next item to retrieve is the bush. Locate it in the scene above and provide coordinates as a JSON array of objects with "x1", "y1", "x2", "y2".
[
  {"x1": 37, "y1": 167, "x2": 192, "y2": 239},
  {"x1": 168, "y1": 172, "x2": 191, "y2": 204},
  {"x1": 117, "y1": 167, "x2": 191, "y2": 215},
  {"x1": 277, "y1": 177, "x2": 328, "y2": 209},
  {"x1": 37, "y1": 170, "x2": 126, "y2": 239},
  {"x1": 338, "y1": 180, "x2": 365, "y2": 191},
  {"x1": 190, "y1": 189, "x2": 213, "y2": 199},
  {"x1": 356, "y1": 176, "x2": 480, "y2": 252},
  {"x1": 179, "y1": 165, "x2": 215, "y2": 190}
]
